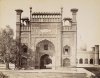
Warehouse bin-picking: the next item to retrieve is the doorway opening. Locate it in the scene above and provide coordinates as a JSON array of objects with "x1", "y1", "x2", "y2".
[{"x1": 40, "y1": 54, "x2": 52, "y2": 69}]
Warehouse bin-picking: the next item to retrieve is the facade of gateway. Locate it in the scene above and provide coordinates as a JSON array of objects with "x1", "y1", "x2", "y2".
[{"x1": 15, "y1": 7, "x2": 99, "y2": 69}]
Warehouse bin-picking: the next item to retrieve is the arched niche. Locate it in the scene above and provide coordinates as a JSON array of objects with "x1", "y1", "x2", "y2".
[
  {"x1": 21, "y1": 57, "x2": 27, "y2": 68},
  {"x1": 63, "y1": 45, "x2": 70, "y2": 55},
  {"x1": 90, "y1": 59, "x2": 93, "y2": 64},
  {"x1": 22, "y1": 44, "x2": 28, "y2": 53},
  {"x1": 85, "y1": 58, "x2": 88, "y2": 64},
  {"x1": 63, "y1": 58, "x2": 70, "y2": 67},
  {"x1": 79, "y1": 58, "x2": 83, "y2": 64}
]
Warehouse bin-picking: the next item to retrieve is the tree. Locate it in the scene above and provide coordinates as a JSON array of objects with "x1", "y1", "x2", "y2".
[
  {"x1": 0, "y1": 25, "x2": 14, "y2": 69},
  {"x1": 9, "y1": 39, "x2": 21, "y2": 69}
]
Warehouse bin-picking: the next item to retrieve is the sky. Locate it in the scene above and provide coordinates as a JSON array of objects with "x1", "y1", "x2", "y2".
[{"x1": 0, "y1": 0, "x2": 100, "y2": 50}]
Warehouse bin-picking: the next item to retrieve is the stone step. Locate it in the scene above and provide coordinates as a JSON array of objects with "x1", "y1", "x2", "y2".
[{"x1": 1, "y1": 70, "x2": 87, "y2": 78}]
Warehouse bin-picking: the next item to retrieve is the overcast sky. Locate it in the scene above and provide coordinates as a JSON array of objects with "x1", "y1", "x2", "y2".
[{"x1": 0, "y1": 0, "x2": 100, "y2": 50}]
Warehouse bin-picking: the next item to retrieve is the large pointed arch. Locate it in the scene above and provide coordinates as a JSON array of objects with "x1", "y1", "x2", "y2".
[{"x1": 35, "y1": 39, "x2": 55, "y2": 69}]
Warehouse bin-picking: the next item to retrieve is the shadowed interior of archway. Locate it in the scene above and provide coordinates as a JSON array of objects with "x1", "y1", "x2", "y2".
[{"x1": 40, "y1": 54, "x2": 52, "y2": 69}]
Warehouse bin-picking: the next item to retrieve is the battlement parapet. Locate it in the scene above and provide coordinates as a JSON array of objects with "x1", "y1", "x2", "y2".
[{"x1": 32, "y1": 12, "x2": 61, "y2": 22}]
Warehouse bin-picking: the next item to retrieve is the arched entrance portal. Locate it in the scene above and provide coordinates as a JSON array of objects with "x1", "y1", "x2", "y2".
[
  {"x1": 40, "y1": 54, "x2": 52, "y2": 69},
  {"x1": 35, "y1": 40, "x2": 55, "y2": 69}
]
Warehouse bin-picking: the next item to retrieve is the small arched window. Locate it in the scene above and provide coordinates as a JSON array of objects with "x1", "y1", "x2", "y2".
[
  {"x1": 79, "y1": 58, "x2": 83, "y2": 64},
  {"x1": 44, "y1": 44, "x2": 48, "y2": 50},
  {"x1": 63, "y1": 45, "x2": 70, "y2": 55},
  {"x1": 22, "y1": 44, "x2": 28, "y2": 53},
  {"x1": 85, "y1": 58, "x2": 88, "y2": 64},
  {"x1": 90, "y1": 59, "x2": 93, "y2": 64}
]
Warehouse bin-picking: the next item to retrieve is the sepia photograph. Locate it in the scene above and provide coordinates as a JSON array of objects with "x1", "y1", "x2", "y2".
[{"x1": 0, "y1": 0, "x2": 100, "y2": 78}]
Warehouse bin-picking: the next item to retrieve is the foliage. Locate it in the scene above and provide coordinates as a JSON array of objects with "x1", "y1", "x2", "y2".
[
  {"x1": 0, "y1": 26, "x2": 16, "y2": 64},
  {"x1": 9, "y1": 39, "x2": 20, "y2": 64},
  {"x1": 0, "y1": 26, "x2": 13, "y2": 55},
  {"x1": 0, "y1": 25, "x2": 30, "y2": 69}
]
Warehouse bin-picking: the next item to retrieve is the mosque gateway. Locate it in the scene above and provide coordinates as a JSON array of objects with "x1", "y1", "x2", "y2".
[{"x1": 15, "y1": 7, "x2": 99, "y2": 69}]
